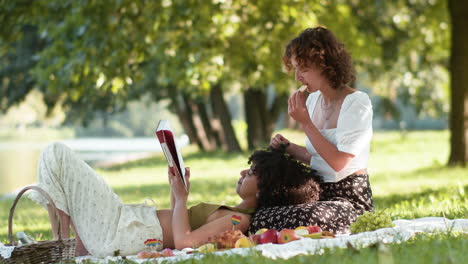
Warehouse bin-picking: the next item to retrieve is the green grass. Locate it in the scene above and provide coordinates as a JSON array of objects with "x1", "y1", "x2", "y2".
[{"x1": 1, "y1": 130, "x2": 467, "y2": 263}]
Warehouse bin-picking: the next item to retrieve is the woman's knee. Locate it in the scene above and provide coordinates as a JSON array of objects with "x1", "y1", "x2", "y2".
[
  {"x1": 41, "y1": 142, "x2": 72, "y2": 162},
  {"x1": 48, "y1": 142, "x2": 71, "y2": 154}
]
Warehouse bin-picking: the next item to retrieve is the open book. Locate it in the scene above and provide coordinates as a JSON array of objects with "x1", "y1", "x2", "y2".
[{"x1": 155, "y1": 120, "x2": 187, "y2": 190}]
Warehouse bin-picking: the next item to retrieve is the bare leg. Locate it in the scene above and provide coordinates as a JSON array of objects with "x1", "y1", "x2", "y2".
[
  {"x1": 71, "y1": 222, "x2": 89, "y2": 256},
  {"x1": 47, "y1": 205, "x2": 88, "y2": 256},
  {"x1": 47, "y1": 205, "x2": 70, "y2": 239},
  {"x1": 35, "y1": 143, "x2": 123, "y2": 257}
]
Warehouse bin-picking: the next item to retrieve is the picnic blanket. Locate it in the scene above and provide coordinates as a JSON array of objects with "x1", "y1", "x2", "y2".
[{"x1": 2, "y1": 217, "x2": 467, "y2": 263}]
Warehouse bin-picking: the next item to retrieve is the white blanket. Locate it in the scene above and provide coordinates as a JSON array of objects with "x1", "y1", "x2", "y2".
[{"x1": 3, "y1": 217, "x2": 466, "y2": 262}]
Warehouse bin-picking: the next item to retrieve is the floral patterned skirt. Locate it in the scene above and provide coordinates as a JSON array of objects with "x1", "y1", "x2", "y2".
[{"x1": 247, "y1": 174, "x2": 373, "y2": 234}]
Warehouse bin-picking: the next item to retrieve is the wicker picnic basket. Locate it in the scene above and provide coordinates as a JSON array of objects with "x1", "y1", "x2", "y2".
[{"x1": 0, "y1": 185, "x2": 76, "y2": 264}]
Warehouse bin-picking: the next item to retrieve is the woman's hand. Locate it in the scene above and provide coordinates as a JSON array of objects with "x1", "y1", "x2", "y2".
[
  {"x1": 288, "y1": 91, "x2": 310, "y2": 125},
  {"x1": 270, "y1": 134, "x2": 290, "y2": 149},
  {"x1": 169, "y1": 167, "x2": 191, "y2": 203}
]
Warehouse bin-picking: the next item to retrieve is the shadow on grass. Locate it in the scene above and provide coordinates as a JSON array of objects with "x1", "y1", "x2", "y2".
[
  {"x1": 374, "y1": 184, "x2": 468, "y2": 218},
  {"x1": 1, "y1": 180, "x2": 467, "y2": 243},
  {"x1": 374, "y1": 184, "x2": 467, "y2": 206},
  {"x1": 370, "y1": 163, "x2": 468, "y2": 185}
]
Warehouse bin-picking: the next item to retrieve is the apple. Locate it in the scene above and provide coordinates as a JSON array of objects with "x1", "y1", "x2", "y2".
[
  {"x1": 259, "y1": 229, "x2": 278, "y2": 244},
  {"x1": 161, "y1": 248, "x2": 175, "y2": 257},
  {"x1": 277, "y1": 229, "x2": 300, "y2": 244},
  {"x1": 255, "y1": 228, "x2": 268, "y2": 235},
  {"x1": 234, "y1": 237, "x2": 255, "y2": 248},
  {"x1": 294, "y1": 226, "x2": 308, "y2": 231},
  {"x1": 250, "y1": 234, "x2": 262, "y2": 244},
  {"x1": 307, "y1": 225, "x2": 322, "y2": 234}
]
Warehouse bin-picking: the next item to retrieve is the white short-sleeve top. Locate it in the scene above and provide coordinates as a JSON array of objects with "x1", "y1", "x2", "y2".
[{"x1": 305, "y1": 90, "x2": 373, "y2": 183}]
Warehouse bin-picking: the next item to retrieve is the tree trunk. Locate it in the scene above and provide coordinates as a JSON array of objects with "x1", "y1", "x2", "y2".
[
  {"x1": 244, "y1": 88, "x2": 287, "y2": 149},
  {"x1": 210, "y1": 83, "x2": 242, "y2": 152},
  {"x1": 448, "y1": 0, "x2": 468, "y2": 166},
  {"x1": 244, "y1": 90, "x2": 264, "y2": 149},
  {"x1": 102, "y1": 111, "x2": 108, "y2": 128},
  {"x1": 196, "y1": 98, "x2": 220, "y2": 150},
  {"x1": 168, "y1": 88, "x2": 202, "y2": 150},
  {"x1": 268, "y1": 91, "x2": 289, "y2": 136},
  {"x1": 182, "y1": 94, "x2": 216, "y2": 151}
]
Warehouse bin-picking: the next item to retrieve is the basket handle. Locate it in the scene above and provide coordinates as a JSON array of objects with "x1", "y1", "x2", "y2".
[{"x1": 8, "y1": 185, "x2": 63, "y2": 245}]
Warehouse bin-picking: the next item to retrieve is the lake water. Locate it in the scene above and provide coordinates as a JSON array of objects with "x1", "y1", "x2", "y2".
[{"x1": 0, "y1": 136, "x2": 189, "y2": 196}]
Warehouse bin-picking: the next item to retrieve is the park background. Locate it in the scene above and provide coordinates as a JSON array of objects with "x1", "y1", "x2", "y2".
[{"x1": 0, "y1": 0, "x2": 467, "y2": 263}]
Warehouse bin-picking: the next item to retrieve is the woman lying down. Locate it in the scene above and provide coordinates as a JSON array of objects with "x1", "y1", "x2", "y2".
[{"x1": 27, "y1": 142, "x2": 321, "y2": 257}]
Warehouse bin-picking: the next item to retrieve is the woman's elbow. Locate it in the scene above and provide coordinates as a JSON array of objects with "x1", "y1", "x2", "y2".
[
  {"x1": 331, "y1": 164, "x2": 345, "y2": 173},
  {"x1": 330, "y1": 154, "x2": 354, "y2": 172},
  {"x1": 174, "y1": 238, "x2": 199, "y2": 250},
  {"x1": 174, "y1": 240, "x2": 188, "y2": 250},
  {"x1": 330, "y1": 160, "x2": 351, "y2": 172}
]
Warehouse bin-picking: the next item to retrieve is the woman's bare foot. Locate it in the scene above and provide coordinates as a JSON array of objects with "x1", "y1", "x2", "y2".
[
  {"x1": 71, "y1": 223, "x2": 89, "y2": 256},
  {"x1": 75, "y1": 240, "x2": 89, "y2": 256}
]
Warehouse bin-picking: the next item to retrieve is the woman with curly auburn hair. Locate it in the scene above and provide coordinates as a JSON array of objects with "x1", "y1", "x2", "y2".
[
  {"x1": 248, "y1": 146, "x2": 321, "y2": 207},
  {"x1": 28, "y1": 142, "x2": 321, "y2": 257},
  {"x1": 267, "y1": 26, "x2": 374, "y2": 234}
]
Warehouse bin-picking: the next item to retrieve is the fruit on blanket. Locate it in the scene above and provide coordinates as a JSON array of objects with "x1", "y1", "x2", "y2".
[
  {"x1": 161, "y1": 248, "x2": 175, "y2": 257},
  {"x1": 259, "y1": 229, "x2": 278, "y2": 244},
  {"x1": 294, "y1": 226, "x2": 309, "y2": 236},
  {"x1": 137, "y1": 251, "x2": 153, "y2": 259},
  {"x1": 234, "y1": 237, "x2": 255, "y2": 248},
  {"x1": 150, "y1": 252, "x2": 162, "y2": 258},
  {"x1": 277, "y1": 229, "x2": 300, "y2": 244},
  {"x1": 306, "y1": 225, "x2": 322, "y2": 234},
  {"x1": 208, "y1": 229, "x2": 246, "y2": 248},
  {"x1": 294, "y1": 229, "x2": 309, "y2": 236},
  {"x1": 350, "y1": 211, "x2": 395, "y2": 234},
  {"x1": 250, "y1": 234, "x2": 261, "y2": 244},
  {"x1": 255, "y1": 228, "x2": 268, "y2": 235},
  {"x1": 294, "y1": 226, "x2": 308, "y2": 231},
  {"x1": 301, "y1": 232, "x2": 322, "y2": 239},
  {"x1": 320, "y1": 231, "x2": 336, "y2": 238},
  {"x1": 197, "y1": 243, "x2": 216, "y2": 253}
]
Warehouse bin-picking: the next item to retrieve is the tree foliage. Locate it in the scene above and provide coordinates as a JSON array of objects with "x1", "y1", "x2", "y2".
[{"x1": 1, "y1": 0, "x2": 464, "y2": 158}]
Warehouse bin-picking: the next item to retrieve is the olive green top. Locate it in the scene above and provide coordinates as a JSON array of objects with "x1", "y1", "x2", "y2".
[{"x1": 188, "y1": 203, "x2": 256, "y2": 230}]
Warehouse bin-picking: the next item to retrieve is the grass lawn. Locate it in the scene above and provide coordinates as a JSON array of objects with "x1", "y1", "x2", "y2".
[{"x1": 1, "y1": 130, "x2": 467, "y2": 263}]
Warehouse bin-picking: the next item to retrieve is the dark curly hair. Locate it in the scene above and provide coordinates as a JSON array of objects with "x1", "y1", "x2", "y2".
[
  {"x1": 248, "y1": 145, "x2": 322, "y2": 208},
  {"x1": 282, "y1": 26, "x2": 355, "y2": 90}
]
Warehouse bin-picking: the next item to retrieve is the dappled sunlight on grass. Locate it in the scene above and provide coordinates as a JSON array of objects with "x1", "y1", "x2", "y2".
[
  {"x1": 370, "y1": 164, "x2": 468, "y2": 195},
  {"x1": 1, "y1": 130, "x2": 467, "y2": 251},
  {"x1": 374, "y1": 184, "x2": 468, "y2": 219},
  {"x1": 369, "y1": 130, "x2": 449, "y2": 173}
]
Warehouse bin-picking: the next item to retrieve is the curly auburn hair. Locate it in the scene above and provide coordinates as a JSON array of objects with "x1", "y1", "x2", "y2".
[
  {"x1": 282, "y1": 26, "x2": 355, "y2": 90},
  {"x1": 248, "y1": 145, "x2": 322, "y2": 208}
]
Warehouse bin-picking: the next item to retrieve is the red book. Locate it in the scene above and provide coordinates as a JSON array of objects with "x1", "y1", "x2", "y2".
[{"x1": 156, "y1": 120, "x2": 187, "y2": 190}]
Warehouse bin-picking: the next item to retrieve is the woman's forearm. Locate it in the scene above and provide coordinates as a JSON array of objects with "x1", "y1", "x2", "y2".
[
  {"x1": 286, "y1": 143, "x2": 311, "y2": 164},
  {"x1": 170, "y1": 190, "x2": 175, "y2": 210},
  {"x1": 171, "y1": 200, "x2": 192, "y2": 249},
  {"x1": 301, "y1": 121, "x2": 353, "y2": 172}
]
